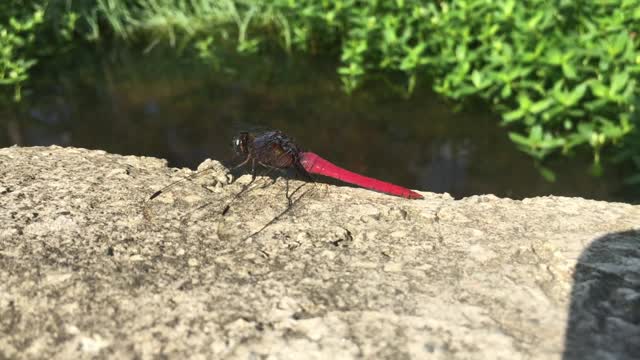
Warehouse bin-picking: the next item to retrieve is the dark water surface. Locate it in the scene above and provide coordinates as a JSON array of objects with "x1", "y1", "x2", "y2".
[{"x1": 0, "y1": 50, "x2": 634, "y2": 203}]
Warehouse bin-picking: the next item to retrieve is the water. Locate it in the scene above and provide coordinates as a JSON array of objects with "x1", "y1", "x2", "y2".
[{"x1": 0, "y1": 49, "x2": 635, "y2": 203}]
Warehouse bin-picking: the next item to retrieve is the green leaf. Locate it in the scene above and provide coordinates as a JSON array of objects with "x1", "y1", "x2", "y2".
[
  {"x1": 471, "y1": 70, "x2": 484, "y2": 88},
  {"x1": 565, "y1": 133, "x2": 588, "y2": 150},
  {"x1": 599, "y1": 118, "x2": 625, "y2": 139},
  {"x1": 503, "y1": 108, "x2": 525, "y2": 122},
  {"x1": 633, "y1": 5, "x2": 640, "y2": 20},
  {"x1": 538, "y1": 165, "x2": 557, "y2": 182},
  {"x1": 577, "y1": 123, "x2": 594, "y2": 137},
  {"x1": 584, "y1": 98, "x2": 610, "y2": 111},
  {"x1": 555, "y1": 82, "x2": 588, "y2": 107},
  {"x1": 455, "y1": 44, "x2": 466, "y2": 61},
  {"x1": 501, "y1": 84, "x2": 512, "y2": 98},
  {"x1": 508, "y1": 132, "x2": 531, "y2": 146},
  {"x1": 527, "y1": 12, "x2": 544, "y2": 30},
  {"x1": 567, "y1": 83, "x2": 588, "y2": 105},
  {"x1": 545, "y1": 49, "x2": 563, "y2": 65},
  {"x1": 562, "y1": 62, "x2": 577, "y2": 79},
  {"x1": 610, "y1": 31, "x2": 629, "y2": 57},
  {"x1": 530, "y1": 125, "x2": 543, "y2": 141},
  {"x1": 611, "y1": 71, "x2": 630, "y2": 94},
  {"x1": 517, "y1": 92, "x2": 533, "y2": 109},
  {"x1": 529, "y1": 98, "x2": 554, "y2": 114}
]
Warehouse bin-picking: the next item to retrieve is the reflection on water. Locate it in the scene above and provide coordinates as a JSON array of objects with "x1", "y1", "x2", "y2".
[
  {"x1": 421, "y1": 140, "x2": 470, "y2": 195},
  {"x1": 0, "y1": 50, "x2": 635, "y2": 203}
]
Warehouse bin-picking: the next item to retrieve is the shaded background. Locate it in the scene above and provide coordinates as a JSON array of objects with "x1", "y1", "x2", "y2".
[{"x1": 0, "y1": 49, "x2": 635, "y2": 203}]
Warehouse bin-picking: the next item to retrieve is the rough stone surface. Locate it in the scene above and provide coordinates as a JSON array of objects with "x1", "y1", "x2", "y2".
[{"x1": 0, "y1": 145, "x2": 639, "y2": 359}]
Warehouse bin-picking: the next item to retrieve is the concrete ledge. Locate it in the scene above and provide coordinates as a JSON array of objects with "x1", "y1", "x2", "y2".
[{"x1": 1, "y1": 146, "x2": 639, "y2": 359}]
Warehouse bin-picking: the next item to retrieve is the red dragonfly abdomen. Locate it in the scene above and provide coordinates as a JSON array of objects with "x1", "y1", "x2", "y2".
[{"x1": 300, "y1": 152, "x2": 423, "y2": 199}]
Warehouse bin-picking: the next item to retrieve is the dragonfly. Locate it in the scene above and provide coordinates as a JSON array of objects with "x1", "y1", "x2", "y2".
[
  {"x1": 145, "y1": 130, "x2": 423, "y2": 240},
  {"x1": 230, "y1": 130, "x2": 424, "y2": 200}
]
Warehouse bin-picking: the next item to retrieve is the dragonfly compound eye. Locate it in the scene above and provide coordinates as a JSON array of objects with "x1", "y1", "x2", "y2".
[{"x1": 232, "y1": 132, "x2": 250, "y2": 155}]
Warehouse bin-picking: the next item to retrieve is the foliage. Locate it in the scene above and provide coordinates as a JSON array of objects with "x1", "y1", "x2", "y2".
[
  {"x1": 0, "y1": 0, "x2": 81, "y2": 102},
  {"x1": 253, "y1": 0, "x2": 639, "y2": 181},
  {"x1": 0, "y1": 1, "x2": 45, "y2": 102},
  {"x1": 420, "y1": 0, "x2": 640, "y2": 180},
  {"x1": 1, "y1": 0, "x2": 639, "y2": 183}
]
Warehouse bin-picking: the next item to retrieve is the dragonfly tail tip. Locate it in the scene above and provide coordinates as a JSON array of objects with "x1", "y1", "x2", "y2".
[{"x1": 408, "y1": 191, "x2": 424, "y2": 200}]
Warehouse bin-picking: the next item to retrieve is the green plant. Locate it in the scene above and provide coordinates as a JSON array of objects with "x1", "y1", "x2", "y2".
[
  {"x1": 0, "y1": 0, "x2": 84, "y2": 103},
  {"x1": 280, "y1": 0, "x2": 639, "y2": 182},
  {"x1": 2, "y1": 0, "x2": 639, "y2": 184},
  {"x1": 0, "y1": 1, "x2": 45, "y2": 101}
]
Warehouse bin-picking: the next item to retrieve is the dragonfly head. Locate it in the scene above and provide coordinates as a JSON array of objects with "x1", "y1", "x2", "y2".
[{"x1": 232, "y1": 132, "x2": 251, "y2": 156}]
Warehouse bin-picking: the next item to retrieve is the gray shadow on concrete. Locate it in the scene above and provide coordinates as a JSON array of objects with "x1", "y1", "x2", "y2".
[{"x1": 563, "y1": 230, "x2": 640, "y2": 359}]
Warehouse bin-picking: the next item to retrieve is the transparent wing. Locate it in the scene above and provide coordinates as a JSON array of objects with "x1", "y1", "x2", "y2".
[{"x1": 143, "y1": 136, "x2": 324, "y2": 241}]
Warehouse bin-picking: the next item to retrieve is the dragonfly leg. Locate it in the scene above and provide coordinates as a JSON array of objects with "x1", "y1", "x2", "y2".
[
  {"x1": 227, "y1": 156, "x2": 253, "y2": 183},
  {"x1": 285, "y1": 180, "x2": 294, "y2": 207},
  {"x1": 284, "y1": 177, "x2": 309, "y2": 208},
  {"x1": 232, "y1": 156, "x2": 251, "y2": 171},
  {"x1": 250, "y1": 159, "x2": 257, "y2": 181}
]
